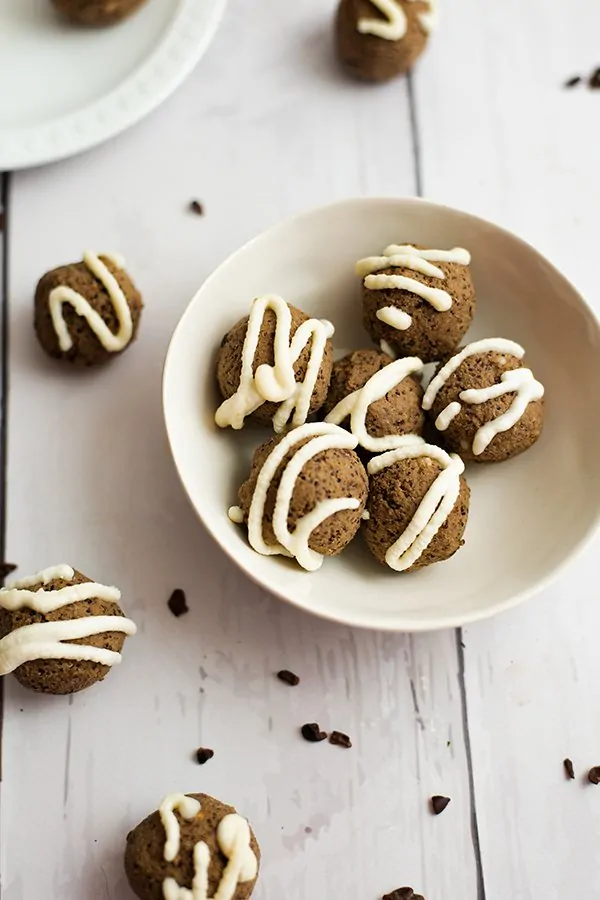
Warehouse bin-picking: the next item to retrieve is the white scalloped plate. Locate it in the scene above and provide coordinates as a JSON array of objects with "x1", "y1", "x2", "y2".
[{"x1": 0, "y1": 0, "x2": 226, "y2": 170}]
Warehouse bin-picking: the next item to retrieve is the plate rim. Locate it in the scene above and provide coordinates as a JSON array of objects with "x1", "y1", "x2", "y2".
[
  {"x1": 163, "y1": 195, "x2": 600, "y2": 632},
  {"x1": 0, "y1": 0, "x2": 227, "y2": 170}
]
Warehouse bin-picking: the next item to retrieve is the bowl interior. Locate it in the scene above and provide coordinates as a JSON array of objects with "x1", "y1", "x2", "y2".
[{"x1": 164, "y1": 197, "x2": 600, "y2": 631}]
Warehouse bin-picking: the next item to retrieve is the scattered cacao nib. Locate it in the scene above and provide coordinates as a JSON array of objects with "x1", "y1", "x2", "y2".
[
  {"x1": 383, "y1": 888, "x2": 424, "y2": 900},
  {"x1": 167, "y1": 588, "x2": 188, "y2": 617},
  {"x1": 589, "y1": 68, "x2": 600, "y2": 89},
  {"x1": 329, "y1": 730, "x2": 352, "y2": 749},
  {"x1": 0, "y1": 562, "x2": 17, "y2": 580},
  {"x1": 431, "y1": 795, "x2": 451, "y2": 815},
  {"x1": 195, "y1": 747, "x2": 214, "y2": 765},
  {"x1": 563, "y1": 758, "x2": 575, "y2": 780},
  {"x1": 564, "y1": 75, "x2": 582, "y2": 88},
  {"x1": 588, "y1": 766, "x2": 600, "y2": 785},
  {"x1": 189, "y1": 200, "x2": 204, "y2": 216},
  {"x1": 277, "y1": 669, "x2": 300, "y2": 686},
  {"x1": 301, "y1": 723, "x2": 327, "y2": 743}
]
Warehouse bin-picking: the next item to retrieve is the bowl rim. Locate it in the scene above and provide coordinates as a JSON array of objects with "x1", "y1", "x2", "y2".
[{"x1": 163, "y1": 195, "x2": 600, "y2": 632}]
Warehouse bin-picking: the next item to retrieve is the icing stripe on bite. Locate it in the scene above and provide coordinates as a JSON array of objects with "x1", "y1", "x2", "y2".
[
  {"x1": 49, "y1": 251, "x2": 133, "y2": 353},
  {"x1": 367, "y1": 436, "x2": 464, "y2": 572},
  {"x1": 325, "y1": 356, "x2": 423, "y2": 452},
  {"x1": 358, "y1": 0, "x2": 438, "y2": 41},
  {"x1": 423, "y1": 338, "x2": 544, "y2": 456},
  {"x1": 215, "y1": 295, "x2": 334, "y2": 433}
]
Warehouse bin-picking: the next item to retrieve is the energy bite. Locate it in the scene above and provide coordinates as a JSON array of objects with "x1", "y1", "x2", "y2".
[
  {"x1": 359, "y1": 243, "x2": 475, "y2": 362},
  {"x1": 35, "y1": 251, "x2": 143, "y2": 366},
  {"x1": 335, "y1": 0, "x2": 436, "y2": 82},
  {"x1": 216, "y1": 295, "x2": 334, "y2": 432},
  {"x1": 125, "y1": 793, "x2": 260, "y2": 900},
  {"x1": 422, "y1": 337, "x2": 545, "y2": 462},
  {"x1": 231, "y1": 422, "x2": 369, "y2": 571},
  {"x1": 0, "y1": 564, "x2": 136, "y2": 695},
  {"x1": 52, "y1": 0, "x2": 148, "y2": 26},
  {"x1": 364, "y1": 436, "x2": 470, "y2": 572},
  {"x1": 323, "y1": 349, "x2": 424, "y2": 452}
]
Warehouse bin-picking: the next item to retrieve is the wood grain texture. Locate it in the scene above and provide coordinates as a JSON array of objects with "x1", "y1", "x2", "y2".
[
  {"x1": 415, "y1": 1, "x2": 600, "y2": 897},
  {"x1": 0, "y1": 1, "x2": 478, "y2": 898}
]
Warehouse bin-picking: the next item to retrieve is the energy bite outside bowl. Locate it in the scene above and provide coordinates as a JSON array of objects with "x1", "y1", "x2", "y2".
[{"x1": 164, "y1": 197, "x2": 600, "y2": 631}]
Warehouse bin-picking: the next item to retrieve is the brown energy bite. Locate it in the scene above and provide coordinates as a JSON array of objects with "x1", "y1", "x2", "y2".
[
  {"x1": 230, "y1": 422, "x2": 368, "y2": 571},
  {"x1": 364, "y1": 436, "x2": 470, "y2": 572},
  {"x1": 0, "y1": 564, "x2": 136, "y2": 695},
  {"x1": 422, "y1": 337, "x2": 545, "y2": 463},
  {"x1": 359, "y1": 243, "x2": 475, "y2": 363},
  {"x1": 52, "y1": 0, "x2": 148, "y2": 26},
  {"x1": 335, "y1": 0, "x2": 435, "y2": 82},
  {"x1": 216, "y1": 295, "x2": 334, "y2": 432},
  {"x1": 125, "y1": 793, "x2": 260, "y2": 900},
  {"x1": 34, "y1": 251, "x2": 143, "y2": 366},
  {"x1": 323, "y1": 349, "x2": 424, "y2": 452}
]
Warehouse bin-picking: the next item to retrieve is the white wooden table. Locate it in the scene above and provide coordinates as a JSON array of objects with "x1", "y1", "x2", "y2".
[{"x1": 1, "y1": 1, "x2": 600, "y2": 898}]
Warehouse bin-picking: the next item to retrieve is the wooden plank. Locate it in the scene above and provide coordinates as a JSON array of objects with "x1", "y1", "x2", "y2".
[
  {"x1": 416, "y1": 0, "x2": 600, "y2": 895},
  {"x1": 0, "y1": 1, "x2": 477, "y2": 897}
]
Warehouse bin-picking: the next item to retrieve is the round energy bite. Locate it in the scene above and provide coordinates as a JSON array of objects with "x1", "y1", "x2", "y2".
[
  {"x1": 216, "y1": 295, "x2": 334, "y2": 432},
  {"x1": 125, "y1": 793, "x2": 260, "y2": 900},
  {"x1": 52, "y1": 0, "x2": 148, "y2": 26},
  {"x1": 364, "y1": 436, "x2": 470, "y2": 572},
  {"x1": 34, "y1": 251, "x2": 143, "y2": 366},
  {"x1": 322, "y1": 349, "x2": 425, "y2": 452},
  {"x1": 423, "y1": 338, "x2": 545, "y2": 463},
  {"x1": 335, "y1": 0, "x2": 436, "y2": 82},
  {"x1": 0, "y1": 564, "x2": 136, "y2": 695},
  {"x1": 232, "y1": 423, "x2": 368, "y2": 571},
  {"x1": 359, "y1": 244, "x2": 475, "y2": 363}
]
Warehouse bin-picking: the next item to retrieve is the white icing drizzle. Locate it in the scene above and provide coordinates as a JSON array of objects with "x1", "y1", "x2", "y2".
[
  {"x1": 325, "y1": 356, "x2": 423, "y2": 452},
  {"x1": 215, "y1": 295, "x2": 334, "y2": 433},
  {"x1": 159, "y1": 795, "x2": 258, "y2": 900},
  {"x1": 48, "y1": 251, "x2": 133, "y2": 353},
  {"x1": 376, "y1": 306, "x2": 412, "y2": 331},
  {"x1": 356, "y1": 244, "x2": 471, "y2": 331},
  {"x1": 228, "y1": 506, "x2": 245, "y2": 524},
  {"x1": 0, "y1": 566, "x2": 135, "y2": 675},
  {"x1": 160, "y1": 794, "x2": 202, "y2": 862},
  {"x1": 422, "y1": 338, "x2": 545, "y2": 456},
  {"x1": 358, "y1": 0, "x2": 437, "y2": 41},
  {"x1": 379, "y1": 339, "x2": 397, "y2": 359},
  {"x1": 246, "y1": 422, "x2": 361, "y2": 571},
  {"x1": 367, "y1": 436, "x2": 465, "y2": 572}
]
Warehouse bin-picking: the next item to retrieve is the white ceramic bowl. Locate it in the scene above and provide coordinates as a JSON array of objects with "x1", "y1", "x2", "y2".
[{"x1": 163, "y1": 198, "x2": 600, "y2": 631}]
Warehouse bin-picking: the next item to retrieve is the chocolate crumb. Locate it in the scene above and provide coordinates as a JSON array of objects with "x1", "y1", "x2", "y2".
[
  {"x1": 431, "y1": 795, "x2": 451, "y2": 815},
  {"x1": 301, "y1": 723, "x2": 327, "y2": 743},
  {"x1": 564, "y1": 75, "x2": 582, "y2": 88},
  {"x1": 383, "y1": 889, "x2": 424, "y2": 900},
  {"x1": 0, "y1": 562, "x2": 17, "y2": 580},
  {"x1": 329, "y1": 730, "x2": 352, "y2": 749},
  {"x1": 588, "y1": 766, "x2": 600, "y2": 785},
  {"x1": 195, "y1": 747, "x2": 214, "y2": 765},
  {"x1": 304, "y1": 826, "x2": 312, "y2": 834},
  {"x1": 277, "y1": 669, "x2": 300, "y2": 686},
  {"x1": 589, "y1": 68, "x2": 600, "y2": 90},
  {"x1": 189, "y1": 200, "x2": 204, "y2": 216},
  {"x1": 564, "y1": 758, "x2": 575, "y2": 780},
  {"x1": 168, "y1": 589, "x2": 188, "y2": 617}
]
